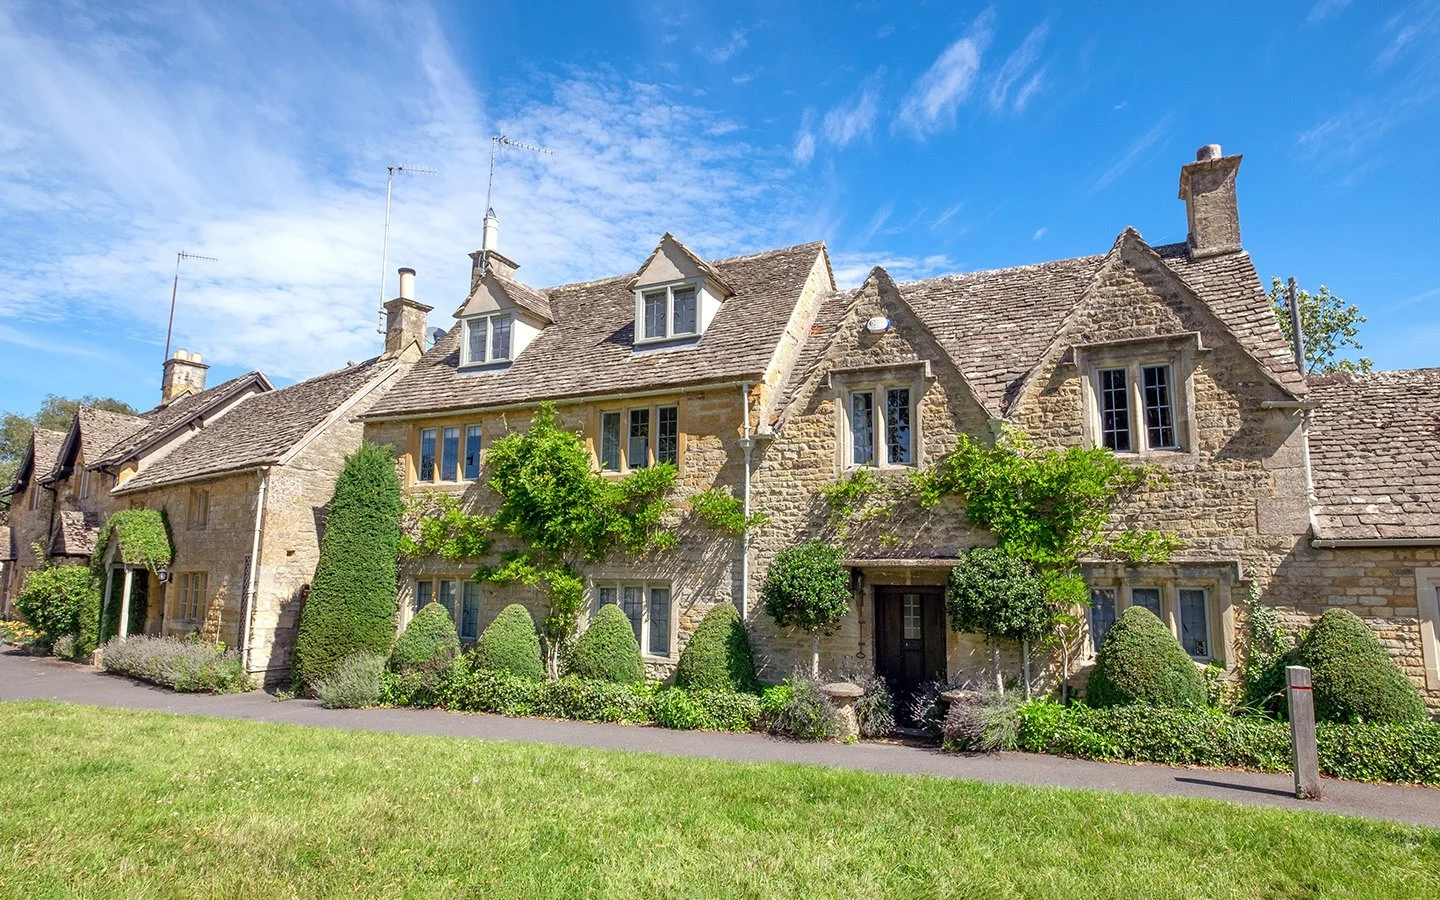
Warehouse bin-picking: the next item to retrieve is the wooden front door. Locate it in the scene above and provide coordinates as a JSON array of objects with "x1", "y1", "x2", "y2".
[{"x1": 874, "y1": 586, "x2": 947, "y2": 725}]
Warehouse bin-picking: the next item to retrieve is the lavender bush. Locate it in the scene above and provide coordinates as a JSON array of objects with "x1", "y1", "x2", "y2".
[{"x1": 100, "y1": 635, "x2": 255, "y2": 694}]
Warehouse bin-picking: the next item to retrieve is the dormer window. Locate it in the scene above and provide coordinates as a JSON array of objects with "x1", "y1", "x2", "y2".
[
  {"x1": 637, "y1": 282, "x2": 700, "y2": 343},
  {"x1": 463, "y1": 313, "x2": 513, "y2": 366}
]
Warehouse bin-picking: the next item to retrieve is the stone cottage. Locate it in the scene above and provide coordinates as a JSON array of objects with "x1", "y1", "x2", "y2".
[
  {"x1": 361, "y1": 222, "x2": 834, "y2": 673},
  {"x1": 1, "y1": 428, "x2": 67, "y2": 616}
]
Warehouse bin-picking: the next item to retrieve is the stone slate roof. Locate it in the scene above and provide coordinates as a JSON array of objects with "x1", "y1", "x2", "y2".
[
  {"x1": 50, "y1": 510, "x2": 102, "y2": 557},
  {"x1": 115, "y1": 359, "x2": 391, "y2": 493},
  {"x1": 7, "y1": 428, "x2": 67, "y2": 496},
  {"x1": 491, "y1": 269, "x2": 554, "y2": 322},
  {"x1": 90, "y1": 371, "x2": 273, "y2": 470},
  {"x1": 41, "y1": 407, "x2": 149, "y2": 483},
  {"x1": 1308, "y1": 368, "x2": 1440, "y2": 541},
  {"x1": 774, "y1": 235, "x2": 1303, "y2": 423},
  {"x1": 367, "y1": 242, "x2": 826, "y2": 418}
]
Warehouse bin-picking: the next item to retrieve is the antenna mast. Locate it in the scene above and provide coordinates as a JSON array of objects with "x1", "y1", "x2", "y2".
[
  {"x1": 164, "y1": 250, "x2": 218, "y2": 363},
  {"x1": 377, "y1": 164, "x2": 437, "y2": 332},
  {"x1": 482, "y1": 134, "x2": 553, "y2": 273}
]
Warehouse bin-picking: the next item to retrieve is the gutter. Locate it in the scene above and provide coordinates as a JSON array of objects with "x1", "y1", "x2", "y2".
[
  {"x1": 239, "y1": 467, "x2": 270, "y2": 674},
  {"x1": 360, "y1": 378, "x2": 761, "y2": 424},
  {"x1": 737, "y1": 383, "x2": 754, "y2": 619},
  {"x1": 111, "y1": 465, "x2": 266, "y2": 496},
  {"x1": 1311, "y1": 537, "x2": 1440, "y2": 549}
]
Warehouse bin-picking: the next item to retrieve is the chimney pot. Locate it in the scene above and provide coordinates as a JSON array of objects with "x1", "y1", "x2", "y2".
[
  {"x1": 1197, "y1": 143, "x2": 1222, "y2": 161},
  {"x1": 482, "y1": 209, "x2": 499, "y2": 253},
  {"x1": 382, "y1": 267, "x2": 432, "y2": 361},
  {"x1": 398, "y1": 267, "x2": 416, "y2": 301},
  {"x1": 161, "y1": 348, "x2": 210, "y2": 405}
]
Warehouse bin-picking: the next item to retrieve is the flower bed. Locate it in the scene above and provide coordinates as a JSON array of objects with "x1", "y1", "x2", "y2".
[{"x1": 100, "y1": 635, "x2": 256, "y2": 694}]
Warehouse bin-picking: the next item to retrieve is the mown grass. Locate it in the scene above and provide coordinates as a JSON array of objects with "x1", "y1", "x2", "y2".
[{"x1": 0, "y1": 701, "x2": 1437, "y2": 899}]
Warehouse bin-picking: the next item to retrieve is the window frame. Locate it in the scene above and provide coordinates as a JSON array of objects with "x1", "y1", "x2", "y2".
[
  {"x1": 596, "y1": 403, "x2": 682, "y2": 474},
  {"x1": 460, "y1": 312, "x2": 515, "y2": 367},
  {"x1": 591, "y1": 578, "x2": 676, "y2": 660},
  {"x1": 1079, "y1": 338, "x2": 1197, "y2": 457},
  {"x1": 633, "y1": 279, "x2": 703, "y2": 345},
  {"x1": 839, "y1": 379, "x2": 921, "y2": 471},
  {"x1": 413, "y1": 422, "x2": 486, "y2": 485},
  {"x1": 411, "y1": 576, "x2": 474, "y2": 635},
  {"x1": 172, "y1": 572, "x2": 208, "y2": 625},
  {"x1": 1084, "y1": 570, "x2": 1228, "y2": 664},
  {"x1": 188, "y1": 488, "x2": 209, "y2": 530}
]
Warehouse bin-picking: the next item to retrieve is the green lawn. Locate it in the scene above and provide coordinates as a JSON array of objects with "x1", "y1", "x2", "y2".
[{"x1": 1, "y1": 702, "x2": 1437, "y2": 899}]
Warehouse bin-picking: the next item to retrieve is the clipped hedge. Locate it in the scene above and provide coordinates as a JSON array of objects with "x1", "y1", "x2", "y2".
[
  {"x1": 1293, "y1": 608, "x2": 1426, "y2": 724},
  {"x1": 1015, "y1": 701, "x2": 1440, "y2": 786},
  {"x1": 389, "y1": 602, "x2": 461, "y2": 674},
  {"x1": 1085, "y1": 607, "x2": 1206, "y2": 709},
  {"x1": 567, "y1": 603, "x2": 644, "y2": 684},
  {"x1": 292, "y1": 442, "x2": 403, "y2": 692},
  {"x1": 674, "y1": 602, "x2": 758, "y2": 693},
  {"x1": 473, "y1": 603, "x2": 544, "y2": 680}
]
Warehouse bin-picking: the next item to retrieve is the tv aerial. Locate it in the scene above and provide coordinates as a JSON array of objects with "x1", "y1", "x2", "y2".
[
  {"x1": 164, "y1": 250, "x2": 218, "y2": 363},
  {"x1": 376, "y1": 164, "x2": 437, "y2": 333}
]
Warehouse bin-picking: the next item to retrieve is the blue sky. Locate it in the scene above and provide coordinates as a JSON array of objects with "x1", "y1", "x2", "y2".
[{"x1": 2, "y1": 0, "x2": 1437, "y2": 415}]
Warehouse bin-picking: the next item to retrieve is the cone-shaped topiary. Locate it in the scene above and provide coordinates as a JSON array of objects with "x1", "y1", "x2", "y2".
[
  {"x1": 388, "y1": 601, "x2": 461, "y2": 674},
  {"x1": 1085, "y1": 606, "x2": 1206, "y2": 709},
  {"x1": 473, "y1": 603, "x2": 544, "y2": 680},
  {"x1": 675, "y1": 602, "x2": 758, "y2": 693},
  {"x1": 567, "y1": 603, "x2": 644, "y2": 684},
  {"x1": 1293, "y1": 608, "x2": 1425, "y2": 724},
  {"x1": 292, "y1": 442, "x2": 403, "y2": 693}
]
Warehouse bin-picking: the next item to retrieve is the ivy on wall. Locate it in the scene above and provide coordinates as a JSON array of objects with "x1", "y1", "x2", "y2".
[
  {"x1": 403, "y1": 403, "x2": 678, "y2": 676},
  {"x1": 689, "y1": 486, "x2": 769, "y2": 535},
  {"x1": 90, "y1": 507, "x2": 174, "y2": 648}
]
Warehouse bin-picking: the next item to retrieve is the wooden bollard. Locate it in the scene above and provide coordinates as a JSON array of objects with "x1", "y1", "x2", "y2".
[{"x1": 1287, "y1": 665, "x2": 1322, "y2": 800}]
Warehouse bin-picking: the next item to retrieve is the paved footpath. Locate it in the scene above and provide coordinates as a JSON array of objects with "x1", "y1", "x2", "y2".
[{"x1": 2, "y1": 650, "x2": 1436, "y2": 829}]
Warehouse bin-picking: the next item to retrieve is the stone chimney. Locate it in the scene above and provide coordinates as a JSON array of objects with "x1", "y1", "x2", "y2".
[
  {"x1": 467, "y1": 248, "x2": 521, "y2": 289},
  {"x1": 382, "y1": 267, "x2": 433, "y2": 360},
  {"x1": 161, "y1": 349, "x2": 208, "y2": 405},
  {"x1": 1178, "y1": 144, "x2": 1243, "y2": 259},
  {"x1": 482, "y1": 208, "x2": 499, "y2": 254}
]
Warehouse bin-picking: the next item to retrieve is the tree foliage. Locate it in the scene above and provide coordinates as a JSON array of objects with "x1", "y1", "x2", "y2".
[
  {"x1": 689, "y1": 486, "x2": 769, "y2": 534},
  {"x1": 387, "y1": 601, "x2": 461, "y2": 675},
  {"x1": 1293, "y1": 609, "x2": 1425, "y2": 724},
  {"x1": 1085, "y1": 606, "x2": 1207, "y2": 710},
  {"x1": 292, "y1": 442, "x2": 403, "y2": 692},
  {"x1": 761, "y1": 541, "x2": 851, "y2": 636},
  {"x1": 15, "y1": 564, "x2": 99, "y2": 652},
  {"x1": 1269, "y1": 277, "x2": 1372, "y2": 375},
  {"x1": 945, "y1": 549, "x2": 1049, "y2": 642},
  {"x1": 472, "y1": 603, "x2": 545, "y2": 680},
  {"x1": 404, "y1": 403, "x2": 678, "y2": 676},
  {"x1": 0, "y1": 394, "x2": 137, "y2": 490}
]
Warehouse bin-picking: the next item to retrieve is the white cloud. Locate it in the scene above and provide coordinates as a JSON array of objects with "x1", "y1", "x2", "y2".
[
  {"x1": 830, "y1": 252, "x2": 957, "y2": 288},
  {"x1": 987, "y1": 23, "x2": 1048, "y2": 112},
  {"x1": 1090, "y1": 114, "x2": 1174, "y2": 196},
  {"x1": 0, "y1": 1, "x2": 808, "y2": 384},
  {"x1": 1032, "y1": 227, "x2": 1047, "y2": 240},
  {"x1": 705, "y1": 29, "x2": 749, "y2": 64},
  {"x1": 822, "y1": 76, "x2": 882, "y2": 148},
  {"x1": 792, "y1": 109, "x2": 818, "y2": 164},
  {"x1": 1307, "y1": 0, "x2": 1352, "y2": 24},
  {"x1": 894, "y1": 9, "x2": 996, "y2": 137}
]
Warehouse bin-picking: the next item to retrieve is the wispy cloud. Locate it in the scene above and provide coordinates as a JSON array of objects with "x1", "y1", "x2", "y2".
[
  {"x1": 1307, "y1": 0, "x2": 1353, "y2": 24},
  {"x1": 987, "y1": 23, "x2": 1048, "y2": 113},
  {"x1": 705, "y1": 29, "x2": 749, "y2": 64},
  {"x1": 894, "y1": 9, "x2": 996, "y2": 137},
  {"x1": 822, "y1": 73, "x2": 883, "y2": 148},
  {"x1": 1090, "y1": 114, "x2": 1174, "y2": 196},
  {"x1": 792, "y1": 108, "x2": 818, "y2": 164},
  {"x1": 830, "y1": 252, "x2": 957, "y2": 287},
  {"x1": 1032, "y1": 227, "x2": 1047, "y2": 240},
  {"x1": 929, "y1": 202, "x2": 965, "y2": 231},
  {"x1": 860, "y1": 201, "x2": 896, "y2": 244}
]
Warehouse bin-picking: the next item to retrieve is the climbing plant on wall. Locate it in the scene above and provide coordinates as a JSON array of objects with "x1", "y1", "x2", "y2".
[
  {"x1": 403, "y1": 403, "x2": 679, "y2": 676},
  {"x1": 91, "y1": 508, "x2": 174, "y2": 647}
]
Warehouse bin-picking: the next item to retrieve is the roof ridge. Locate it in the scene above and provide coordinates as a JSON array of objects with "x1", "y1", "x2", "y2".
[
  {"x1": 897, "y1": 252, "x2": 1108, "y2": 286},
  {"x1": 537, "y1": 241, "x2": 824, "y2": 294}
]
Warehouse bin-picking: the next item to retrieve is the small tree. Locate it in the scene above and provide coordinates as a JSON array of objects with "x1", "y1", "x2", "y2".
[
  {"x1": 1085, "y1": 606, "x2": 1206, "y2": 709},
  {"x1": 1293, "y1": 609, "x2": 1425, "y2": 724},
  {"x1": 14, "y1": 564, "x2": 99, "y2": 652},
  {"x1": 387, "y1": 601, "x2": 460, "y2": 675},
  {"x1": 945, "y1": 549, "x2": 1049, "y2": 697},
  {"x1": 1270, "y1": 277, "x2": 1372, "y2": 375},
  {"x1": 292, "y1": 442, "x2": 403, "y2": 693},
  {"x1": 675, "y1": 602, "x2": 759, "y2": 693},
  {"x1": 761, "y1": 540, "x2": 851, "y2": 677}
]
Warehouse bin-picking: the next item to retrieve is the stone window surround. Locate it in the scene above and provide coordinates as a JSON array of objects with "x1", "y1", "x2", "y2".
[
  {"x1": 187, "y1": 488, "x2": 210, "y2": 530},
  {"x1": 827, "y1": 362, "x2": 931, "y2": 473},
  {"x1": 170, "y1": 571, "x2": 208, "y2": 627},
  {"x1": 407, "y1": 575, "x2": 475, "y2": 634},
  {"x1": 459, "y1": 311, "x2": 514, "y2": 368},
  {"x1": 1416, "y1": 568, "x2": 1440, "y2": 690},
  {"x1": 594, "y1": 401, "x2": 684, "y2": 475},
  {"x1": 633, "y1": 277, "x2": 702, "y2": 346},
  {"x1": 1083, "y1": 561, "x2": 1238, "y2": 667},
  {"x1": 1073, "y1": 333, "x2": 1202, "y2": 461},
  {"x1": 409, "y1": 419, "x2": 487, "y2": 487},
  {"x1": 590, "y1": 577, "x2": 678, "y2": 662}
]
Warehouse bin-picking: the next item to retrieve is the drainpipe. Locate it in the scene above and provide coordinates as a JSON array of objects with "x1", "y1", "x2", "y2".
[
  {"x1": 239, "y1": 467, "x2": 270, "y2": 674},
  {"x1": 737, "y1": 382, "x2": 754, "y2": 620}
]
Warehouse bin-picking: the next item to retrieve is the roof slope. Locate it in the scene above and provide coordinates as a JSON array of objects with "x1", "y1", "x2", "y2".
[
  {"x1": 116, "y1": 359, "x2": 389, "y2": 492},
  {"x1": 367, "y1": 241, "x2": 826, "y2": 418},
  {"x1": 1308, "y1": 368, "x2": 1440, "y2": 541},
  {"x1": 51, "y1": 509, "x2": 102, "y2": 557},
  {"x1": 8, "y1": 428, "x2": 67, "y2": 494},
  {"x1": 76, "y1": 407, "x2": 148, "y2": 462},
  {"x1": 90, "y1": 371, "x2": 273, "y2": 469}
]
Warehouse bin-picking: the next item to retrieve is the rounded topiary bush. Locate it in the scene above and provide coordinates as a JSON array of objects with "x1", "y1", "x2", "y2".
[
  {"x1": 1293, "y1": 608, "x2": 1425, "y2": 724},
  {"x1": 292, "y1": 442, "x2": 403, "y2": 693},
  {"x1": 388, "y1": 601, "x2": 461, "y2": 675},
  {"x1": 1085, "y1": 606, "x2": 1206, "y2": 709},
  {"x1": 473, "y1": 603, "x2": 544, "y2": 680},
  {"x1": 945, "y1": 548, "x2": 1049, "y2": 641},
  {"x1": 761, "y1": 540, "x2": 851, "y2": 675},
  {"x1": 675, "y1": 602, "x2": 758, "y2": 693},
  {"x1": 567, "y1": 603, "x2": 644, "y2": 684}
]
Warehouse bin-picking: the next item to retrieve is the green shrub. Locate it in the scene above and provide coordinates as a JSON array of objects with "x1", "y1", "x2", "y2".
[
  {"x1": 1085, "y1": 607, "x2": 1206, "y2": 709},
  {"x1": 473, "y1": 603, "x2": 544, "y2": 680},
  {"x1": 1293, "y1": 609, "x2": 1425, "y2": 724},
  {"x1": 318, "y1": 653, "x2": 386, "y2": 709},
  {"x1": 674, "y1": 602, "x2": 758, "y2": 693},
  {"x1": 101, "y1": 635, "x2": 255, "y2": 693},
  {"x1": 52, "y1": 635, "x2": 77, "y2": 658},
  {"x1": 567, "y1": 603, "x2": 644, "y2": 684},
  {"x1": 764, "y1": 672, "x2": 840, "y2": 741},
  {"x1": 1014, "y1": 700, "x2": 1440, "y2": 786},
  {"x1": 851, "y1": 674, "x2": 896, "y2": 738},
  {"x1": 650, "y1": 687, "x2": 708, "y2": 730},
  {"x1": 389, "y1": 602, "x2": 461, "y2": 674},
  {"x1": 942, "y1": 688, "x2": 1021, "y2": 753},
  {"x1": 438, "y1": 666, "x2": 652, "y2": 724},
  {"x1": 945, "y1": 548, "x2": 1049, "y2": 641},
  {"x1": 292, "y1": 442, "x2": 403, "y2": 693},
  {"x1": 761, "y1": 541, "x2": 851, "y2": 635},
  {"x1": 14, "y1": 565, "x2": 98, "y2": 651},
  {"x1": 650, "y1": 687, "x2": 763, "y2": 732}
]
